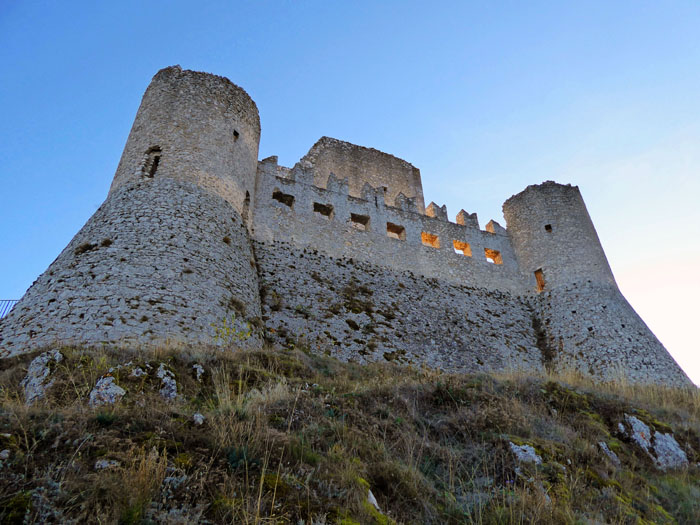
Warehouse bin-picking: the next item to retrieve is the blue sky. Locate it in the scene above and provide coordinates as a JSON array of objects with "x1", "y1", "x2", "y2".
[{"x1": 1, "y1": 1, "x2": 699, "y2": 382}]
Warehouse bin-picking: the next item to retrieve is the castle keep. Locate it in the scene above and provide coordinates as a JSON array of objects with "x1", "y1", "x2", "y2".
[{"x1": 0, "y1": 66, "x2": 690, "y2": 386}]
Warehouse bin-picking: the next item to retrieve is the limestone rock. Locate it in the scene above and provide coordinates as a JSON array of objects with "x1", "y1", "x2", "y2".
[
  {"x1": 192, "y1": 364, "x2": 204, "y2": 382},
  {"x1": 20, "y1": 350, "x2": 63, "y2": 405},
  {"x1": 94, "y1": 459, "x2": 120, "y2": 470},
  {"x1": 653, "y1": 431, "x2": 689, "y2": 470},
  {"x1": 367, "y1": 489, "x2": 380, "y2": 512},
  {"x1": 193, "y1": 412, "x2": 205, "y2": 426},
  {"x1": 89, "y1": 376, "x2": 126, "y2": 407},
  {"x1": 130, "y1": 366, "x2": 146, "y2": 378},
  {"x1": 509, "y1": 442, "x2": 542, "y2": 465},
  {"x1": 598, "y1": 441, "x2": 621, "y2": 467},
  {"x1": 621, "y1": 414, "x2": 688, "y2": 470},
  {"x1": 157, "y1": 363, "x2": 178, "y2": 400}
]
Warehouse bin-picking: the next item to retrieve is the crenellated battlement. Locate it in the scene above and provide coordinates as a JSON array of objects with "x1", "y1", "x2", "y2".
[{"x1": 252, "y1": 154, "x2": 528, "y2": 293}]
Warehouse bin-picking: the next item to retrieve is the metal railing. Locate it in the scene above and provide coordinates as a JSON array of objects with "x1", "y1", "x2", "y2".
[{"x1": 0, "y1": 300, "x2": 18, "y2": 319}]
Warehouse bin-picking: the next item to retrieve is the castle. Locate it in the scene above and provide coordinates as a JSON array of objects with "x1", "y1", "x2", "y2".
[{"x1": 0, "y1": 66, "x2": 690, "y2": 386}]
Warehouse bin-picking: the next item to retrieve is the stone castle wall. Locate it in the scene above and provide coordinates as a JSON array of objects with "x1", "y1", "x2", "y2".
[
  {"x1": 0, "y1": 66, "x2": 691, "y2": 387},
  {"x1": 254, "y1": 240, "x2": 544, "y2": 374},
  {"x1": 301, "y1": 136, "x2": 426, "y2": 213},
  {"x1": 252, "y1": 157, "x2": 528, "y2": 294},
  {"x1": 0, "y1": 178, "x2": 262, "y2": 355},
  {"x1": 503, "y1": 182, "x2": 616, "y2": 290},
  {"x1": 109, "y1": 66, "x2": 261, "y2": 218},
  {"x1": 535, "y1": 283, "x2": 690, "y2": 385}
]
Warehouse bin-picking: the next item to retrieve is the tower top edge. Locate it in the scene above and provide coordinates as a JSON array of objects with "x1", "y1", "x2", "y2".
[
  {"x1": 503, "y1": 180, "x2": 580, "y2": 209},
  {"x1": 152, "y1": 65, "x2": 260, "y2": 130},
  {"x1": 303, "y1": 136, "x2": 419, "y2": 171}
]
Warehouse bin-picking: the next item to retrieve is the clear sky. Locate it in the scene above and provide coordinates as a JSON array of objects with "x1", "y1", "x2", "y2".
[{"x1": 1, "y1": 1, "x2": 699, "y2": 383}]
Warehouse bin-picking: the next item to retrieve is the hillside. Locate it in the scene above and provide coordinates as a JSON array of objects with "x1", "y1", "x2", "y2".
[{"x1": 0, "y1": 344, "x2": 698, "y2": 524}]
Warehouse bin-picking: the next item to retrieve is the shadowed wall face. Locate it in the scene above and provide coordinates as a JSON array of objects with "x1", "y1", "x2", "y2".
[
  {"x1": 302, "y1": 137, "x2": 426, "y2": 213},
  {"x1": 503, "y1": 182, "x2": 616, "y2": 292}
]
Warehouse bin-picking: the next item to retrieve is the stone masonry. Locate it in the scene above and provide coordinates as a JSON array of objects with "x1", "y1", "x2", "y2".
[{"x1": 0, "y1": 66, "x2": 690, "y2": 386}]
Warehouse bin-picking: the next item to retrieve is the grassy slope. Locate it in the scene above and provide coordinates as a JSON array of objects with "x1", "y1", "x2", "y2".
[{"x1": 0, "y1": 344, "x2": 698, "y2": 524}]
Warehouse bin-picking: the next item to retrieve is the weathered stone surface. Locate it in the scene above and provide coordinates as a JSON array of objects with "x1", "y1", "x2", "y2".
[
  {"x1": 367, "y1": 489, "x2": 381, "y2": 512},
  {"x1": 0, "y1": 177, "x2": 262, "y2": 354},
  {"x1": 20, "y1": 350, "x2": 63, "y2": 405},
  {"x1": 157, "y1": 363, "x2": 178, "y2": 400},
  {"x1": 598, "y1": 441, "x2": 621, "y2": 467},
  {"x1": 621, "y1": 414, "x2": 689, "y2": 470},
  {"x1": 130, "y1": 366, "x2": 146, "y2": 378},
  {"x1": 509, "y1": 443, "x2": 542, "y2": 465},
  {"x1": 257, "y1": 241, "x2": 543, "y2": 373},
  {"x1": 89, "y1": 376, "x2": 126, "y2": 407},
  {"x1": 94, "y1": 459, "x2": 120, "y2": 470}
]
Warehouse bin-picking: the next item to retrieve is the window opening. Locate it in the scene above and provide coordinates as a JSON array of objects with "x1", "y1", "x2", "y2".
[
  {"x1": 534, "y1": 268, "x2": 546, "y2": 292},
  {"x1": 272, "y1": 190, "x2": 294, "y2": 208},
  {"x1": 386, "y1": 222, "x2": 406, "y2": 240},
  {"x1": 545, "y1": 224, "x2": 552, "y2": 232},
  {"x1": 453, "y1": 240, "x2": 472, "y2": 256},
  {"x1": 143, "y1": 146, "x2": 162, "y2": 178},
  {"x1": 351, "y1": 213, "x2": 370, "y2": 231},
  {"x1": 484, "y1": 248, "x2": 503, "y2": 264},
  {"x1": 233, "y1": 130, "x2": 240, "y2": 141},
  {"x1": 313, "y1": 202, "x2": 334, "y2": 219},
  {"x1": 242, "y1": 191, "x2": 251, "y2": 224},
  {"x1": 421, "y1": 232, "x2": 440, "y2": 249}
]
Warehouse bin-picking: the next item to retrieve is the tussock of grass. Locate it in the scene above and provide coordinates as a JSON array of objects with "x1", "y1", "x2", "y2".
[{"x1": 0, "y1": 344, "x2": 697, "y2": 524}]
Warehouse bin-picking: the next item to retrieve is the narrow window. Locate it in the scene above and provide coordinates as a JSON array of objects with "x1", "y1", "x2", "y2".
[
  {"x1": 453, "y1": 240, "x2": 472, "y2": 256},
  {"x1": 484, "y1": 248, "x2": 503, "y2": 264},
  {"x1": 386, "y1": 222, "x2": 406, "y2": 240},
  {"x1": 313, "y1": 202, "x2": 334, "y2": 219},
  {"x1": 545, "y1": 224, "x2": 552, "y2": 232},
  {"x1": 421, "y1": 232, "x2": 440, "y2": 249},
  {"x1": 233, "y1": 130, "x2": 240, "y2": 141},
  {"x1": 272, "y1": 190, "x2": 294, "y2": 208},
  {"x1": 242, "y1": 191, "x2": 251, "y2": 223},
  {"x1": 143, "y1": 146, "x2": 162, "y2": 178},
  {"x1": 351, "y1": 213, "x2": 370, "y2": 231},
  {"x1": 535, "y1": 268, "x2": 546, "y2": 292}
]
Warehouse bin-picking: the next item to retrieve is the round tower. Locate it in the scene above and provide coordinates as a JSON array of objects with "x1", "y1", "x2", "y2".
[
  {"x1": 503, "y1": 181, "x2": 616, "y2": 292},
  {"x1": 110, "y1": 65, "x2": 260, "y2": 218},
  {"x1": 0, "y1": 67, "x2": 263, "y2": 355}
]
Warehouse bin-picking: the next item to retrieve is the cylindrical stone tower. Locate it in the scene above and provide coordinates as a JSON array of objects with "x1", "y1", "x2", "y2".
[
  {"x1": 110, "y1": 65, "x2": 260, "y2": 219},
  {"x1": 503, "y1": 181, "x2": 615, "y2": 292},
  {"x1": 0, "y1": 66, "x2": 263, "y2": 356},
  {"x1": 503, "y1": 181, "x2": 689, "y2": 386}
]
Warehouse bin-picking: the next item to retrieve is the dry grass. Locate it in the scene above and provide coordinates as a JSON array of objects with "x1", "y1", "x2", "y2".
[{"x1": 0, "y1": 344, "x2": 697, "y2": 523}]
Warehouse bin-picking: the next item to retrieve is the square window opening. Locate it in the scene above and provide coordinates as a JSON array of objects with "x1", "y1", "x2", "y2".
[
  {"x1": 453, "y1": 239, "x2": 472, "y2": 256},
  {"x1": 272, "y1": 190, "x2": 294, "y2": 208},
  {"x1": 545, "y1": 224, "x2": 552, "y2": 232},
  {"x1": 421, "y1": 232, "x2": 440, "y2": 249},
  {"x1": 386, "y1": 222, "x2": 406, "y2": 240},
  {"x1": 484, "y1": 248, "x2": 503, "y2": 265},
  {"x1": 534, "y1": 268, "x2": 546, "y2": 292},
  {"x1": 313, "y1": 202, "x2": 334, "y2": 219},
  {"x1": 351, "y1": 213, "x2": 370, "y2": 231}
]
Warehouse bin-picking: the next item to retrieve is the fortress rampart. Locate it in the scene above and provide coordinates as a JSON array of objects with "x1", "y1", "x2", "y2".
[
  {"x1": 0, "y1": 66, "x2": 690, "y2": 386},
  {"x1": 252, "y1": 154, "x2": 526, "y2": 294}
]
